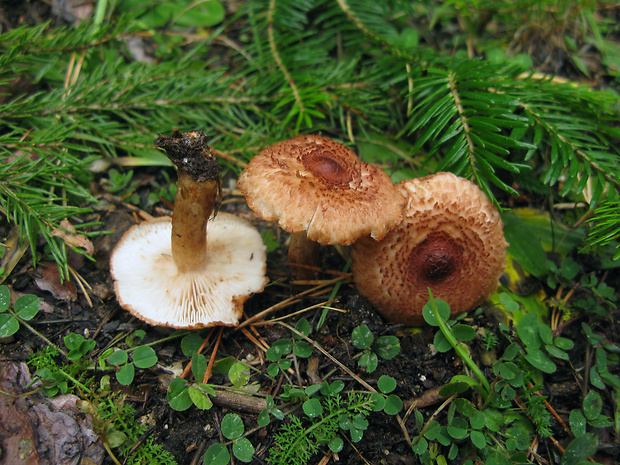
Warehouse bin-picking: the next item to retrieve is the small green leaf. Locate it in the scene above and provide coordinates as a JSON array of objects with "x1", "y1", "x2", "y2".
[
  {"x1": 14, "y1": 294, "x2": 39, "y2": 320},
  {"x1": 359, "y1": 351, "x2": 378, "y2": 373},
  {"x1": 351, "y1": 325, "x2": 374, "y2": 350},
  {"x1": 133, "y1": 345, "x2": 158, "y2": 369},
  {"x1": 569, "y1": 409, "x2": 587, "y2": 436},
  {"x1": 422, "y1": 298, "x2": 451, "y2": 325},
  {"x1": 167, "y1": 377, "x2": 192, "y2": 411},
  {"x1": 412, "y1": 436, "x2": 428, "y2": 454},
  {"x1": 303, "y1": 398, "x2": 322, "y2": 418},
  {"x1": 116, "y1": 363, "x2": 135, "y2": 386},
  {"x1": 105, "y1": 428, "x2": 127, "y2": 448},
  {"x1": 378, "y1": 375, "x2": 397, "y2": 394},
  {"x1": 545, "y1": 344, "x2": 569, "y2": 361},
  {"x1": 294, "y1": 318, "x2": 311, "y2": 338},
  {"x1": 0, "y1": 286, "x2": 10, "y2": 312},
  {"x1": 554, "y1": 337, "x2": 574, "y2": 351},
  {"x1": 293, "y1": 341, "x2": 313, "y2": 358},
  {"x1": 524, "y1": 348, "x2": 557, "y2": 373},
  {"x1": 582, "y1": 391, "x2": 603, "y2": 421},
  {"x1": 228, "y1": 362, "x2": 250, "y2": 388},
  {"x1": 499, "y1": 292, "x2": 520, "y2": 312},
  {"x1": 452, "y1": 324, "x2": 476, "y2": 341},
  {"x1": 221, "y1": 413, "x2": 244, "y2": 440},
  {"x1": 433, "y1": 330, "x2": 453, "y2": 353},
  {"x1": 470, "y1": 430, "x2": 486, "y2": 448},
  {"x1": 0, "y1": 314, "x2": 19, "y2": 337},
  {"x1": 439, "y1": 382, "x2": 470, "y2": 396},
  {"x1": 257, "y1": 409, "x2": 270, "y2": 427},
  {"x1": 374, "y1": 335, "x2": 400, "y2": 359},
  {"x1": 328, "y1": 436, "x2": 343, "y2": 453},
  {"x1": 266, "y1": 339, "x2": 292, "y2": 361},
  {"x1": 192, "y1": 353, "x2": 208, "y2": 382},
  {"x1": 447, "y1": 417, "x2": 468, "y2": 439},
  {"x1": 181, "y1": 332, "x2": 204, "y2": 357},
  {"x1": 203, "y1": 443, "x2": 230, "y2": 465},
  {"x1": 188, "y1": 386, "x2": 213, "y2": 410},
  {"x1": 517, "y1": 313, "x2": 542, "y2": 349},
  {"x1": 232, "y1": 437, "x2": 254, "y2": 463},
  {"x1": 383, "y1": 394, "x2": 402, "y2": 415},
  {"x1": 106, "y1": 350, "x2": 128, "y2": 366},
  {"x1": 560, "y1": 433, "x2": 598, "y2": 465}
]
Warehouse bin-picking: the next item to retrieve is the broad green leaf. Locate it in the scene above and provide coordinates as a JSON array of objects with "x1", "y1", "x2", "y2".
[
  {"x1": 377, "y1": 375, "x2": 397, "y2": 394},
  {"x1": 14, "y1": 294, "x2": 39, "y2": 320},
  {"x1": 524, "y1": 348, "x2": 557, "y2": 373},
  {"x1": 374, "y1": 335, "x2": 400, "y2": 359},
  {"x1": 569, "y1": 409, "x2": 587, "y2": 436},
  {"x1": 133, "y1": 345, "x2": 157, "y2": 369},
  {"x1": 447, "y1": 417, "x2": 468, "y2": 439},
  {"x1": 351, "y1": 325, "x2": 374, "y2": 350},
  {"x1": 302, "y1": 398, "x2": 322, "y2": 418},
  {"x1": 329, "y1": 436, "x2": 344, "y2": 453},
  {"x1": 232, "y1": 437, "x2": 255, "y2": 463},
  {"x1": 359, "y1": 351, "x2": 378, "y2": 373},
  {"x1": 470, "y1": 430, "x2": 487, "y2": 448},
  {"x1": 422, "y1": 298, "x2": 451, "y2": 325},
  {"x1": 452, "y1": 324, "x2": 476, "y2": 341},
  {"x1": 294, "y1": 318, "x2": 311, "y2": 338},
  {"x1": 228, "y1": 362, "x2": 250, "y2": 388},
  {"x1": 383, "y1": 394, "x2": 402, "y2": 415},
  {"x1": 0, "y1": 314, "x2": 19, "y2": 338},
  {"x1": 257, "y1": 409, "x2": 270, "y2": 427},
  {"x1": 116, "y1": 363, "x2": 135, "y2": 386},
  {"x1": 181, "y1": 332, "x2": 203, "y2": 357},
  {"x1": 203, "y1": 443, "x2": 230, "y2": 465},
  {"x1": 188, "y1": 386, "x2": 213, "y2": 410},
  {"x1": 0, "y1": 286, "x2": 10, "y2": 312},
  {"x1": 167, "y1": 377, "x2": 192, "y2": 411},
  {"x1": 516, "y1": 313, "x2": 542, "y2": 349},
  {"x1": 192, "y1": 353, "x2": 207, "y2": 382},
  {"x1": 433, "y1": 330, "x2": 453, "y2": 353},
  {"x1": 560, "y1": 433, "x2": 598, "y2": 465},
  {"x1": 293, "y1": 341, "x2": 313, "y2": 358},
  {"x1": 582, "y1": 391, "x2": 603, "y2": 421},
  {"x1": 221, "y1": 413, "x2": 244, "y2": 440},
  {"x1": 106, "y1": 349, "x2": 128, "y2": 366}
]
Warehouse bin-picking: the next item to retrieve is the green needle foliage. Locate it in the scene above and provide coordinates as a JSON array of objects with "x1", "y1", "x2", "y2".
[{"x1": 1, "y1": 0, "x2": 618, "y2": 274}]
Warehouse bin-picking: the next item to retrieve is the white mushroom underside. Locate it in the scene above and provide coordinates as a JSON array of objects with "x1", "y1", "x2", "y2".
[{"x1": 110, "y1": 213, "x2": 267, "y2": 328}]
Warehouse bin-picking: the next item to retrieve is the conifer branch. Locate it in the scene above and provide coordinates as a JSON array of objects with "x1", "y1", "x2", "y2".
[{"x1": 268, "y1": 0, "x2": 305, "y2": 115}]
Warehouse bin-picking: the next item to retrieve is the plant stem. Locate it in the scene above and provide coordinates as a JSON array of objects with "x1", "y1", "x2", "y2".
[{"x1": 429, "y1": 290, "x2": 491, "y2": 396}]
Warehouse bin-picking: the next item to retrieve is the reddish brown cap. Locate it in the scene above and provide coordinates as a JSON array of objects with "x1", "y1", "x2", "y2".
[
  {"x1": 237, "y1": 135, "x2": 405, "y2": 245},
  {"x1": 351, "y1": 172, "x2": 508, "y2": 325},
  {"x1": 110, "y1": 213, "x2": 267, "y2": 329}
]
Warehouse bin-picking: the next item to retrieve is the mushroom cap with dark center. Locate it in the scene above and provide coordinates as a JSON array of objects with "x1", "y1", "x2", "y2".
[
  {"x1": 237, "y1": 135, "x2": 405, "y2": 245},
  {"x1": 351, "y1": 172, "x2": 508, "y2": 325}
]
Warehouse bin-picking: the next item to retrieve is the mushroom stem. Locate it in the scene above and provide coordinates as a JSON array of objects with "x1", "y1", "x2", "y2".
[
  {"x1": 156, "y1": 129, "x2": 221, "y2": 274},
  {"x1": 171, "y1": 173, "x2": 219, "y2": 273},
  {"x1": 288, "y1": 232, "x2": 321, "y2": 280}
]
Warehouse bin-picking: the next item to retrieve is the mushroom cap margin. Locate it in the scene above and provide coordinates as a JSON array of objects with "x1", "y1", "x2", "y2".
[
  {"x1": 351, "y1": 172, "x2": 508, "y2": 325},
  {"x1": 110, "y1": 213, "x2": 268, "y2": 329},
  {"x1": 237, "y1": 134, "x2": 405, "y2": 245}
]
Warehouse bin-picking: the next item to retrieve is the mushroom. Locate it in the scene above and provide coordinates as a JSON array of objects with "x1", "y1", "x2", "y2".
[
  {"x1": 351, "y1": 172, "x2": 508, "y2": 325},
  {"x1": 236, "y1": 135, "x2": 405, "y2": 275},
  {"x1": 110, "y1": 130, "x2": 267, "y2": 328}
]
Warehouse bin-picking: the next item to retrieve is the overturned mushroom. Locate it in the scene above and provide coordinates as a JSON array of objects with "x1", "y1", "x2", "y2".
[
  {"x1": 110, "y1": 130, "x2": 267, "y2": 328},
  {"x1": 351, "y1": 172, "x2": 508, "y2": 325},
  {"x1": 236, "y1": 135, "x2": 405, "y2": 275}
]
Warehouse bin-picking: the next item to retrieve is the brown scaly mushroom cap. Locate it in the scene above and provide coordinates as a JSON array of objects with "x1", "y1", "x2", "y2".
[
  {"x1": 351, "y1": 172, "x2": 508, "y2": 326},
  {"x1": 236, "y1": 135, "x2": 405, "y2": 245},
  {"x1": 110, "y1": 130, "x2": 267, "y2": 329}
]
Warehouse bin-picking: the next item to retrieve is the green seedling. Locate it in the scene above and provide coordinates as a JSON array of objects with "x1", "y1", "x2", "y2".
[
  {"x1": 203, "y1": 413, "x2": 255, "y2": 464},
  {"x1": 266, "y1": 318, "x2": 313, "y2": 376},
  {"x1": 0, "y1": 285, "x2": 40, "y2": 338},
  {"x1": 350, "y1": 324, "x2": 400, "y2": 373}
]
